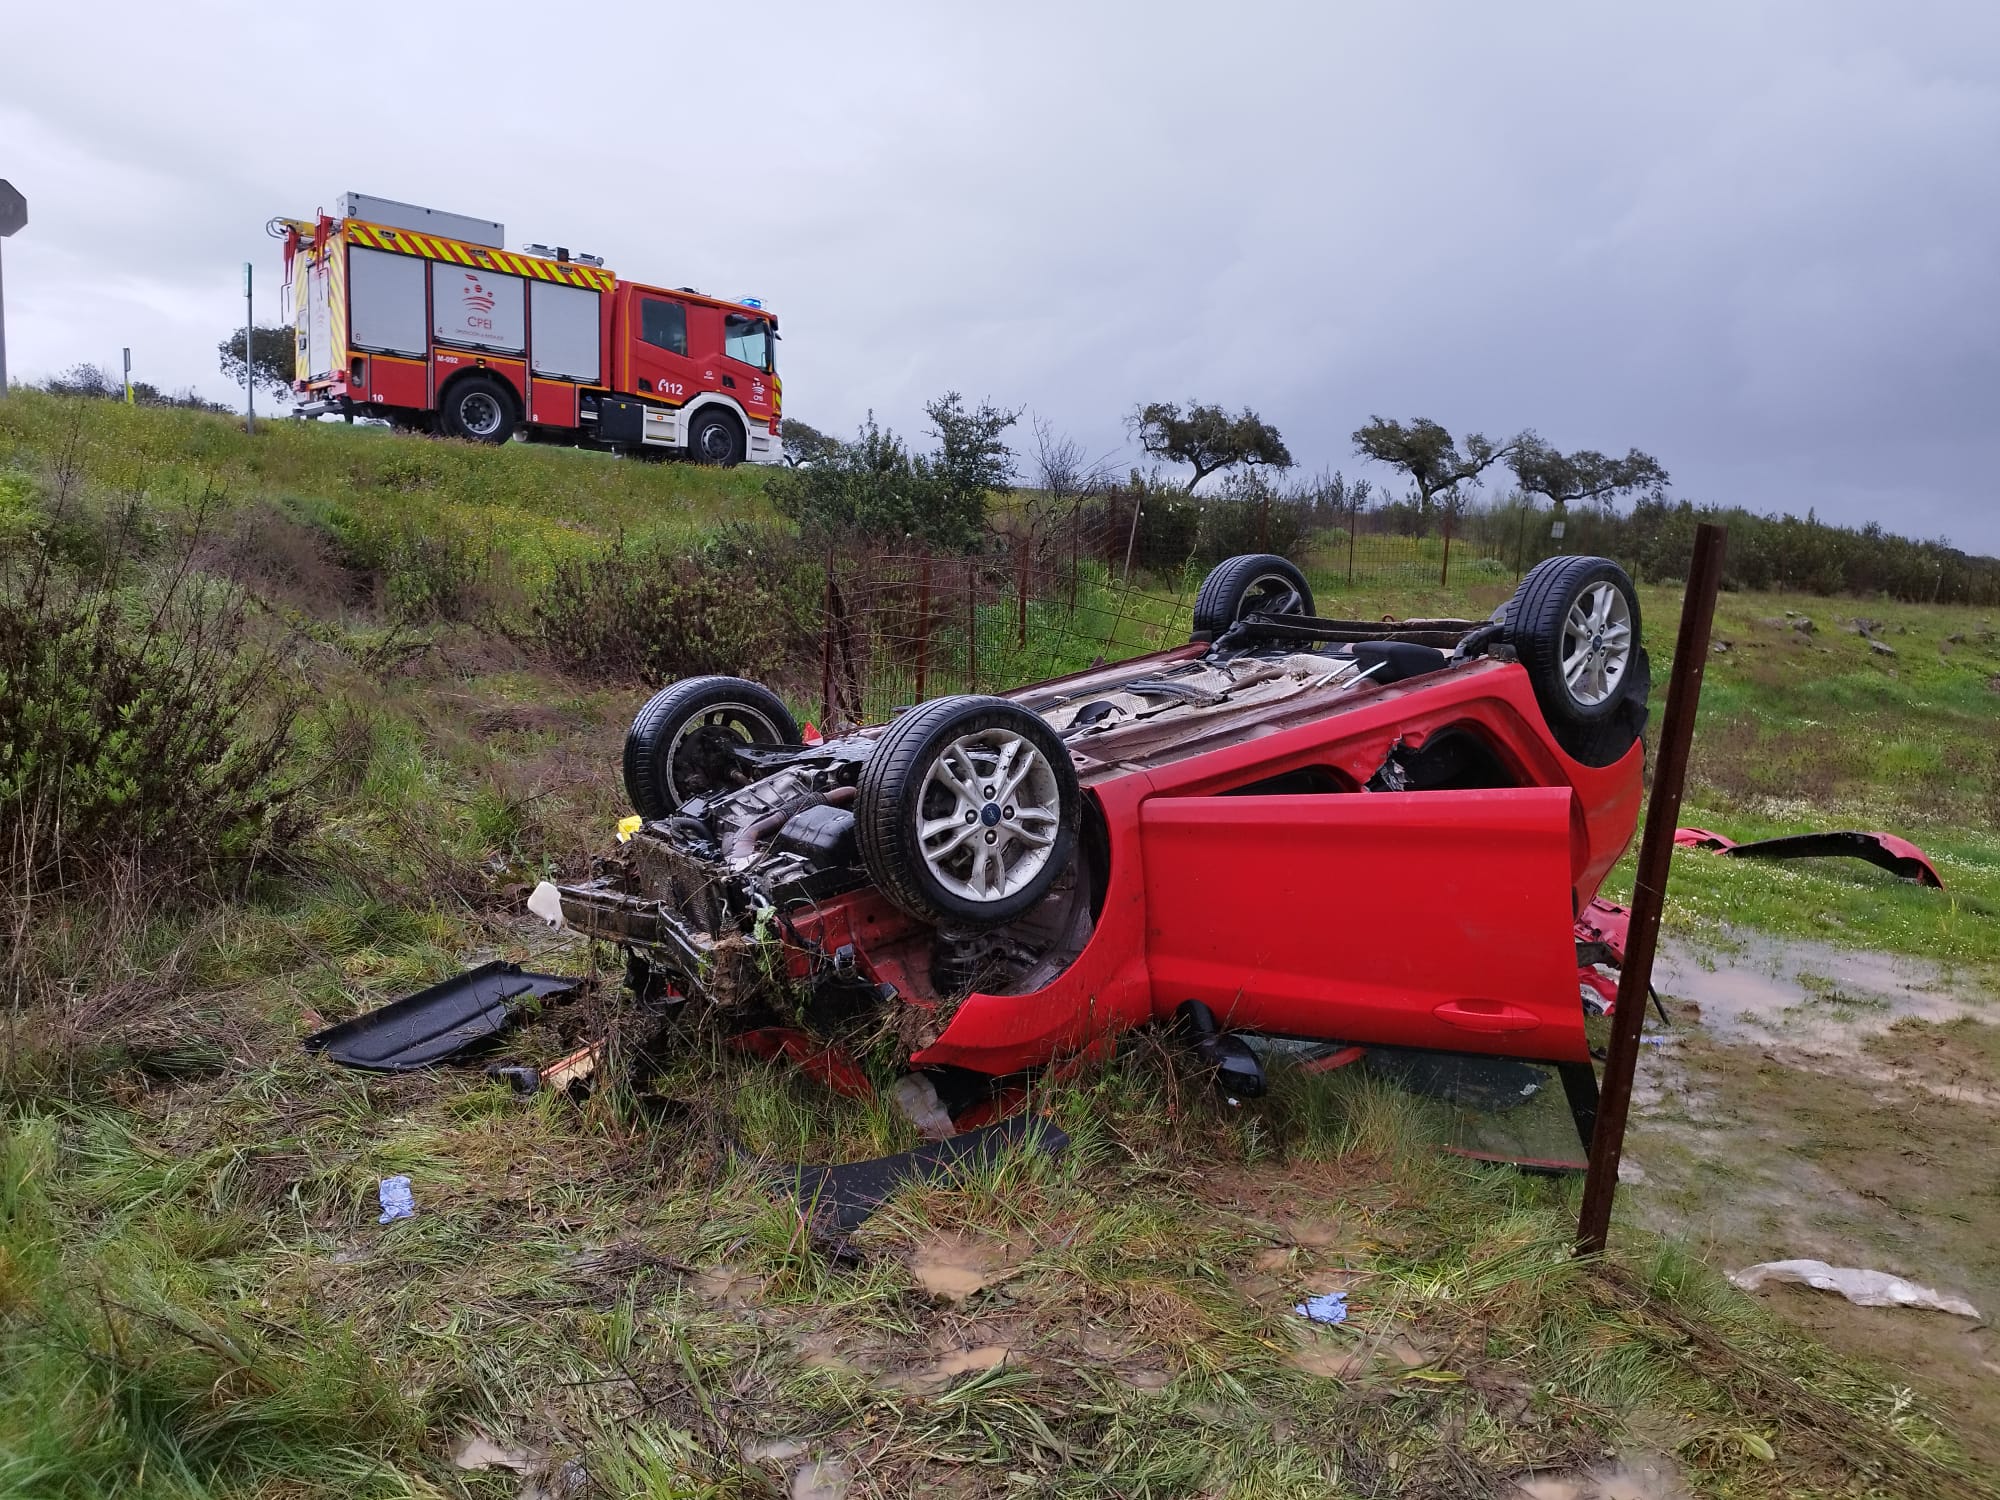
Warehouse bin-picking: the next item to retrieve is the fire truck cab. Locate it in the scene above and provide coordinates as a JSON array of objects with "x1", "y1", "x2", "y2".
[{"x1": 278, "y1": 193, "x2": 782, "y2": 465}]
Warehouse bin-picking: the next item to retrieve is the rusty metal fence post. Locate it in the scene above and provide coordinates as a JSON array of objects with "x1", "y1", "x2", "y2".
[
  {"x1": 1347, "y1": 493, "x2": 1359, "y2": 585},
  {"x1": 1016, "y1": 534, "x2": 1030, "y2": 647},
  {"x1": 965, "y1": 558, "x2": 978, "y2": 693},
  {"x1": 1576, "y1": 521, "x2": 1728, "y2": 1257},
  {"x1": 914, "y1": 552, "x2": 931, "y2": 703},
  {"x1": 819, "y1": 554, "x2": 835, "y2": 726}
]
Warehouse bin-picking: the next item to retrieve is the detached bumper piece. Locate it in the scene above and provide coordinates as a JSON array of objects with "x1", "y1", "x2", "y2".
[
  {"x1": 303, "y1": 961, "x2": 579, "y2": 1071},
  {"x1": 788, "y1": 1114, "x2": 1070, "y2": 1235},
  {"x1": 1674, "y1": 826, "x2": 1944, "y2": 888}
]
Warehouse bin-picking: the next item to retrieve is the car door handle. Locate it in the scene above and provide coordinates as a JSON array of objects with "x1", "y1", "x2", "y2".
[{"x1": 1432, "y1": 1000, "x2": 1540, "y2": 1033}]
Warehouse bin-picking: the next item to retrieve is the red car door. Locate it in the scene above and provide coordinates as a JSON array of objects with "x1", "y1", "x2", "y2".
[
  {"x1": 627, "y1": 292, "x2": 699, "y2": 407},
  {"x1": 719, "y1": 310, "x2": 776, "y2": 427},
  {"x1": 1139, "y1": 787, "x2": 1590, "y2": 1062}
]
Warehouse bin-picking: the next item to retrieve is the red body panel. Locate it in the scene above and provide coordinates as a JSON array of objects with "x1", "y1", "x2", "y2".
[
  {"x1": 433, "y1": 351, "x2": 525, "y2": 407},
  {"x1": 361, "y1": 354, "x2": 428, "y2": 410},
  {"x1": 1140, "y1": 789, "x2": 1588, "y2": 1062},
  {"x1": 530, "y1": 379, "x2": 579, "y2": 427},
  {"x1": 908, "y1": 659, "x2": 1640, "y2": 1075}
]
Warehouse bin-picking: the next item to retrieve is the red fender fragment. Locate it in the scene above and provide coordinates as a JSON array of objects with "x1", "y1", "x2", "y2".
[
  {"x1": 730, "y1": 1027, "x2": 875, "y2": 1100},
  {"x1": 1674, "y1": 827, "x2": 1944, "y2": 888}
]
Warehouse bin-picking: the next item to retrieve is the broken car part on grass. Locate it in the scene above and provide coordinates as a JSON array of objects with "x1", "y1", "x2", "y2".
[
  {"x1": 552, "y1": 552, "x2": 1656, "y2": 1153},
  {"x1": 302, "y1": 961, "x2": 579, "y2": 1070},
  {"x1": 1674, "y1": 827, "x2": 1945, "y2": 888}
]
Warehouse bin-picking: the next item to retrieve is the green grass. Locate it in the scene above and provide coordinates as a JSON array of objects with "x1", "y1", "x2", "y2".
[
  {"x1": 0, "y1": 388, "x2": 774, "y2": 589},
  {"x1": 3, "y1": 395, "x2": 1999, "y2": 1497}
]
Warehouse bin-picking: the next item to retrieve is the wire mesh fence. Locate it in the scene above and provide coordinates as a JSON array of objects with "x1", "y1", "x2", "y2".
[{"x1": 806, "y1": 501, "x2": 1521, "y2": 728}]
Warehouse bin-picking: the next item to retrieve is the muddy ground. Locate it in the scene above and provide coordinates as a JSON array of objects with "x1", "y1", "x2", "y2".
[{"x1": 1624, "y1": 932, "x2": 2000, "y2": 1466}]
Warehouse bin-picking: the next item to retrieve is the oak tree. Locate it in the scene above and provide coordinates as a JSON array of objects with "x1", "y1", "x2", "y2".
[{"x1": 1132, "y1": 401, "x2": 1292, "y2": 493}]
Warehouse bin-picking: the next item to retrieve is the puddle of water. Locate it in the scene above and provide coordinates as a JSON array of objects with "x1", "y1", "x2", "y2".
[
  {"x1": 1280, "y1": 1214, "x2": 1344, "y2": 1249},
  {"x1": 1288, "y1": 1331, "x2": 1431, "y2": 1381},
  {"x1": 789, "y1": 1457, "x2": 851, "y2": 1500},
  {"x1": 743, "y1": 1437, "x2": 810, "y2": 1465},
  {"x1": 1510, "y1": 1456, "x2": 1688, "y2": 1500},
  {"x1": 692, "y1": 1264, "x2": 763, "y2": 1307},
  {"x1": 451, "y1": 1435, "x2": 538, "y2": 1472},
  {"x1": 1654, "y1": 934, "x2": 1976, "y2": 1055},
  {"x1": 909, "y1": 1235, "x2": 1021, "y2": 1301},
  {"x1": 1077, "y1": 1324, "x2": 1174, "y2": 1389},
  {"x1": 794, "y1": 1329, "x2": 874, "y2": 1377},
  {"x1": 895, "y1": 1344, "x2": 1013, "y2": 1393}
]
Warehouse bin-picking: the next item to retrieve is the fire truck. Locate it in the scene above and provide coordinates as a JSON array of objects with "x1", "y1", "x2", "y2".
[{"x1": 275, "y1": 193, "x2": 782, "y2": 464}]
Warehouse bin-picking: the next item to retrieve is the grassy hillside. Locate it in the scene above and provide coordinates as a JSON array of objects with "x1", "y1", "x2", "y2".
[
  {"x1": 3, "y1": 395, "x2": 1998, "y2": 1498},
  {"x1": 0, "y1": 390, "x2": 773, "y2": 579}
]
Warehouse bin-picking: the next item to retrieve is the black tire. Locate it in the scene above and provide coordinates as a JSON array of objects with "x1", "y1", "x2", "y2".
[
  {"x1": 856, "y1": 696, "x2": 1080, "y2": 929},
  {"x1": 1501, "y1": 555, "x2": 1650, "y2": 766},
  {"x1": 1191, "y1": 554, "x2": 1315, "y2": 640},
  {"x1": 437, "y1": 375, "x2": 516, "y2": 444},
  {"x1": 687, "y1": 407, "x2": 746, "y2": 466},
  {"x1": 622, "y1": 676, "x2": 801, "y2": 819}
]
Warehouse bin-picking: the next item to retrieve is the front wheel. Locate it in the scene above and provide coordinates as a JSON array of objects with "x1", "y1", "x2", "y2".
[
  {"x1": 687, "y1": 408, "x2": 746, "y2": 466},
  {"x1": 622, "y1": 676, "x2": 801, "y2": 819},
  {"x1": 1191, "y1": 554, "x2": 1314, "y2": 640},
  {"x1": 1503, "y1": 555, "x2": 1649, "y2": 766},
  {"x1": 857, "y1": 696, "x2": 1080, "y2": 928}
]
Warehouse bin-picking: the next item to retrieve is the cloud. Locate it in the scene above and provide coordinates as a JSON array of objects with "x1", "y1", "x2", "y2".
[{"x1": 4, "y1": 0, "x2": 1996, "y2": 549}]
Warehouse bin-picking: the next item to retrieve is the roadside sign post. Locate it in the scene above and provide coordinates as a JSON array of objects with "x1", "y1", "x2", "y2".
[
  {"x1": 123, "y1": 347, "x2": 133, "y2": 404},
  {"x1": 243, "y1": 261, "x2": 254, "y2": 433},
  {"x1": 1575, "y1": 521, "x2": 1728, "y2": 1257},
  {"x1": 0, "y1": 179, "x2": 28, "y2": 400}
]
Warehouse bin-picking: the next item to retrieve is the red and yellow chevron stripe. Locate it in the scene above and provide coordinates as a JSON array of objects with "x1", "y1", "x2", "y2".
[
  {"x1": 343, "y1": 219, "x2": 616, "y2": 292},
  {"x1": 327, "y1": 240, "x2": 348, "y2": 369}
]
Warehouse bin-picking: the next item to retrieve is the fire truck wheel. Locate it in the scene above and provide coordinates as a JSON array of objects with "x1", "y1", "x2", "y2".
[
  {"x1": 439, "y1": 375, "x2": 517, "y2": 445},
  {"x1": 687, "y1": 408, "x2": 746, "y2": 467}
]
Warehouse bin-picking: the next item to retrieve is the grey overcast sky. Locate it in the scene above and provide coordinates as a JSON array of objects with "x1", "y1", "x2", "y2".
[{"x1": 5, "y1": 1, "x2": 1998, "y2": 551}]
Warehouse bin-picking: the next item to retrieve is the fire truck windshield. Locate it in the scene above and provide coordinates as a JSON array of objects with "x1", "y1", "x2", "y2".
[{"x1": 723, "y1": 313, "x2": 772, "y2": 371}]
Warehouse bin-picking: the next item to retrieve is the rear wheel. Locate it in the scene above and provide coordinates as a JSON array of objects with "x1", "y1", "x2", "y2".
[
  {"x1": 1191, "y1": 554, "x2": 1314, "y2": 640},
  {"x1": 1502, "y1": 555, "x2": 1649, "y2": 766},
  {"x1": 623, "y1": 676, "x2": 801, "y2": 818},
  {"x1": 857, "y1": 696, "x2": 1080, "y2": 928},
  {"x1": 438, "y1": 375, "x2": 516, "y2": 444},
  {"x1": 687, "y1": 408, "x2": 746, "y2": 466}
]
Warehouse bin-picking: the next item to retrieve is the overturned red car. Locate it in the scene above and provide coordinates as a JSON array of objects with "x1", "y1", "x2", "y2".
[{"x1": 554, "y1": 552, "x2": 1650, "y2": 1129}]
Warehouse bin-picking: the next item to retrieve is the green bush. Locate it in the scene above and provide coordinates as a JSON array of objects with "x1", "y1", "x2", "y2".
[
  {"x1": 318, "y1": 504, "x2": 488, "y2": 621},
  {"x1": 533, "y1": 529, "x2": 810, "y2": 686},
  {"x1": 0, "y1": 491, "x2": 304, "y2": 898}
]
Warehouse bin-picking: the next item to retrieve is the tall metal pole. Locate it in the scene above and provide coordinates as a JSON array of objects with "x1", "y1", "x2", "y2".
[
  {"x1": 243, "y1": 261, "x2": 255, "y2": 433},
  {"x1": 1576, "y1": 522, "x2": 1728, "y2": 1256},
  {"x1": 0, "y1": 179, "x2": 26, "y2": 399}
]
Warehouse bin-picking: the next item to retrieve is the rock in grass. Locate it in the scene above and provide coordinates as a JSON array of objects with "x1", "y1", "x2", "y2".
[
  {"x1": 1870, "y1": 639, "x2": 1897, "y2": 656},
  {"x1": 1790, "y1": 616, "x2": 1815, "y2": 634}
]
